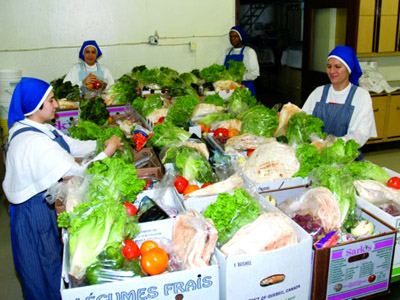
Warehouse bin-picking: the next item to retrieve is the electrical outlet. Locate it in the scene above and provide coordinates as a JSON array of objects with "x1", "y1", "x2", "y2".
[
  {"x1": 190, "y1": 42, "x2": 197, "y2": 51},
  {"x1": 149, "y1": 35, "x2": 158, "y2": 45}
]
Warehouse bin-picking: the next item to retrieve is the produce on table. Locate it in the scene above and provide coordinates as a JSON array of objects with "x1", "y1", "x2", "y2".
[
  {"x1": 203, "y1": 188, "x2": 261, "y2": 245},
  {"x1": 106, "y1": 74, "x2": 139, "y2": 105},
  {"x1": 200, "y1": 63, "x2": 232, "y2": 83},
  {"x1": 350, "y1": 220, "x2": 375, "y2": 238},
  {"x1": 171, "y1": 210, "x2": 218, "y2": 269},
  {"x1": 238, "y1": 105, "x2": 279, "y2": 138},
  {"x1": 294, "y1": 139, "x2": 360, "y2": 178},
  {"x1": 243, "y1": 141, "x2": 300, "y2": 183},
  {"x1": 147, "y1": 121, "x2": 191, "y2": 149},
  {"x1": 141, "y1": 94, "x2": 163, "y2": 118},
  {"x1": 50, "y1": 77, "x2": 80, "y2": 101},
  {"x1": 86, "y1": 157, "x2": 146, "y2": 203},
  {"x1": 140, "y1": 247, "x2": 169, "y2": 275},
  {"x1": 132, "y1": 97, "x2": 145, "y2": 114},
  {"x1": 224, "y1": 133, "x2": 272, "y2": 153},
  {"x1": 57, "y1": 197, "x2": 140, "y2": 279},
  {"x1": 124, "y1": 203, "x2": 138, "y2": 216},
  {"x1": 179, "y1": 72, "x2": 201, "y2": 86},
  {"x1": 202, "y1": 93, "x2": 226, "y2": 107},
  {"x1": 199, "y1": 112, "x2": 234, "y2": 127},
  {"x1": 274, "y1": 102, "x2": 302, "y2": 137},
  {"x1": 140, "y1": 241, "x2": 159, "y2": 255},
  {"x1": 387, "y1": 176, "x2": 400, "y2": 189},
  {"x1": 183, "y1": 184, "x2": 200, "y2": 195},
  {"x1": 165, "y1": 95, "x2": 199, "y2": 128},
  {"x1": 227, "y1": 60, "x2": 246, "y2": 82},
  {"x1": 174, "y1": 176, "x2": 189, "y2": 194},
  {"x1": 138, "y1": 68, "x2": 174, "y2": 89},
  {"x1": 79, "y1": 97, "x2": 110, "y2": 125},
  {"x1": 147, "y1": 108, "x2": 169, "y2": 124},
  {"x1": 286, "y1": 112, "x2": 326, "y2": 146},
  {"x1": 123, "y1": 239, "x2": 141, "y2": 260},
  {"x1": 173, "y1": 146, "x2": 215, "y2": 184},
  {"x1": 354, "y1": 179, "x2": 400, "y2": 216},
  {"x1": 220, "y1": 212, "x2": 298, "y2": 256},
  {"x1": 227, "y1": 87, "x2": 257, "y2": 115},
  {"x1": 192, "y1": 103, "x2": 225, "y2": 118}
]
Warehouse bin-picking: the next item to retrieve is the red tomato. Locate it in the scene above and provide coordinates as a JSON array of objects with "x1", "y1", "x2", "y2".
[
  {"x1": 124, "y1": 203, "x2": 137, "y2": 216},
  {"x1": 247, "y1": 149, "x2": 255, "y2": 157},
  {"x1": 174, "y1": 176, "x2": 188, "y2": 193},
  {"x1": 387, "y1": 177, "x2": 400, "y2": 189},
  {"x1": 140, "y1": 240, "x2": 159, "y2": 255},
  {"x1": 140, "y1": 247, "x2": 169, "y2": 275},
  {"x1": 201, "y1": 183, "x2": 212, "y2": 188},
  {"x1": 94, "y1": 81, "x2": 101, "y2": 89},
  {"x1": 123, "y1": 239, "x2": 140, "y2": 260}
]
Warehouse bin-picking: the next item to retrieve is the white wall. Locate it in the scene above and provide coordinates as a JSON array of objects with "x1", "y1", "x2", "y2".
[{"x1": 0, "y1": 0, "x2": 235, "y2": 82}]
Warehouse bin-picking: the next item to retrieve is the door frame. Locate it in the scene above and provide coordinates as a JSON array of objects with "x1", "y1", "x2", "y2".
[{"x1": 301, "y1": 0, "x2": 360, "y2": 104}]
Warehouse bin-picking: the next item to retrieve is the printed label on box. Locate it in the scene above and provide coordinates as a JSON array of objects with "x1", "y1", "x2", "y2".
[{"x1": 326, "y1": 236, "x2": 395, "y2": 299}]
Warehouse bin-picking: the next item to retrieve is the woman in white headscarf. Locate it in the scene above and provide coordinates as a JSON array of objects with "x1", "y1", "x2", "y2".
[
  {"x1": 302, "y1": 45, "x2": 377, "y2": 149},
  {"x1": 64, "y1": 40, "x2": 115, "y2": 90},
  {"x1": 3, "y1": 77, "x2": 123, "y2": 300}
]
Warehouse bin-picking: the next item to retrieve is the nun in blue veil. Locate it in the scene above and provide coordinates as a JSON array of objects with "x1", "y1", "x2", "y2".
[
  {"x1": 3, "y1": 77, "x2": 123, "y2": 300},
  {"x1": 302, "y1": 45, "x2": 377, "y2": 154}
]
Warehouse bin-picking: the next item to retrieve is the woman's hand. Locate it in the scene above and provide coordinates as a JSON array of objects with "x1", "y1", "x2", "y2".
[
  {"x1": 103, "y1": 135, "x2": 124, "y2": 157},
  {"x1": 82, "y1": 73, "x2": 97, "y2": 86}
]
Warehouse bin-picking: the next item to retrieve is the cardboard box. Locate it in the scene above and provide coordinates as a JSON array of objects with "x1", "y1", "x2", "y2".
[
  {"x1": 264, "y1": 187, "x2": 397, "y2": 299},
  {"x1": 217, "y1": 205, "x2": 313, "y2": 299},
  {"x1": 61, "y1": 218, "x2": 219, "y2": 299},
  {"x1": 53, "y1": 105, "x2": 126, "y2": 135},
  {"x1": 356, "y1": 167, "x2": 400, "y2": 282},
  {"x1": 134, "y1": 147, "x2": 163, "y2": 182},
  {"x1": 185, "y1": 190, "x2": 313, "y2": 299}
]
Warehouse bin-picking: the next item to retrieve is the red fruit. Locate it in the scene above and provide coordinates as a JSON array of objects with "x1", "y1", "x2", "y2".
[
  {"x1": 123, "y1": 239, "x2": 140, "y2": 260},
  {"x1": 124, "y1": 203, "x2": 138, "y2": 216}
]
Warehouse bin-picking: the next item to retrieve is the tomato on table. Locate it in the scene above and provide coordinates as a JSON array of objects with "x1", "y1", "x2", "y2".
[
  {"x1": 124, "y1": 203, "x2": 137, "y2": 216},
  {"x1": 183, "y1": 184, "x2": 200, "y2": 195},
  {"x1": 123, "y1": 239, "x2": 140, "y2": 260},
  {"x1": 387, "y1": 176, "x2": 400, "y2": 189},
  {"x1": 174, "y1": 176, "x2": 188, "y2": 194},
  {"x1": 140, "y1": 240, "x2": 159, "y2": 255},
  {"x1": 201, "y1": 183, "x2": 212, "y2": 188},
  {"x1": 140, "y1": 247, "x2": 169, "y2": 275}
]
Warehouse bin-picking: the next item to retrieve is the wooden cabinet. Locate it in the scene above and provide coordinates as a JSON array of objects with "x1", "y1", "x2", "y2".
[
  {"x1": 368, "y1": 93, "x2": 400, "y2": 143},
  {"x1": 387, "y1": 94, "x2": 400, "y2": 138},
  {"x1": 357, "y1": 0, "x2": 400, "y2": 55}
]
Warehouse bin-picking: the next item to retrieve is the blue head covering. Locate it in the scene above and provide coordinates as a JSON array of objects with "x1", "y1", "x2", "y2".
[
  {"x1": 327, "y1": 45, "x2": 362, "y2": 86},
  {"x1": 230, "y1": 26, "x2": 248, "y2": 42},
  {"x1": 78, "y1": 40, "x2": 103, "y2": 62},
  {"x1": 8, "y1": 77, "x2": 52, "y2": 129}
]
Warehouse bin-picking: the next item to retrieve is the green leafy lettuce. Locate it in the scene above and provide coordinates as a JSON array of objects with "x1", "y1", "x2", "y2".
[
  {"x1": 203, "y1": 94, "x2": 226, "y2": 107},
  {"x1": 239, "y1": 105, "x2": 279, "y2": 137},
  {"x1": 141, "y1": 94, "x2": 163, "y2": 118},
  {"x1": 227, "y1": 87, "x2": 257, "y2": 115},
  {"x1": 147, "y1": 121, "x2": 191, "y2": 150},
  {"x1": 79, "y1": 97, "x2": 110, "y2": 125},
  {"x1": 200, "y1": 63, "x2": 232, "y2": 83},
  {"x1": 165, "y1": 95, "x2": 199, "y2": 128},
  {"x1": 227, "y1": 60, "x2": 246, "y2": 82},
  {"x1": 203, "y1": 188, "x2": 261, "y2": 245},
  {"x1": 286, "y1": 112, "x2": 326, "y2": 145}
]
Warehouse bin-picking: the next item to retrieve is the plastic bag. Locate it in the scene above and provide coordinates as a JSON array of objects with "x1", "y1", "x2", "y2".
[{"x1": 45, "y1": 176, "x2": 88, "y2": 213}]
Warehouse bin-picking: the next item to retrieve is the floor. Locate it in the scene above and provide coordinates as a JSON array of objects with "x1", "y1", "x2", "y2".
[{"x1": 0, "y1": 143, "x2": 399, "y2": 299}]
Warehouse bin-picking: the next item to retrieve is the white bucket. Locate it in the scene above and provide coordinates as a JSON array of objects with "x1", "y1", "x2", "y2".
[
  {"x1": 0, "y1": 69, "x2": 22, "y2": 94},
  {"x1": 0, "y1": 69, "x2": 22, "y2": 80}
]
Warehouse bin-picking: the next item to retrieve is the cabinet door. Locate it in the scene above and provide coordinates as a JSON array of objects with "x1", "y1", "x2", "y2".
[
  {"x1": 357, "y1": 16, "x2": 375, "y2": 53},
  {"x1": 378, "y1": 0, "x2": 399, "y2": 52},
  {"x1": 378, "y1": 16, "x2": 398, "y2": 52},
  {"x1": 387, "y1": 95, "x2": 400, "y2": 138},
  {"x1": 371, "y1": 95, "x2": 387, "y2": 139}
]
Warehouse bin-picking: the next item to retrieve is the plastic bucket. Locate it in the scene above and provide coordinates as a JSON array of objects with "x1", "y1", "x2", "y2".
[{"x1": 0, "y1": 69, "x2": 22, "y2": 94}]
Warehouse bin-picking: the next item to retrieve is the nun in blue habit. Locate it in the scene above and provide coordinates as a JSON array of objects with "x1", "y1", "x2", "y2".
[
  {"x1": 302, "y1": 45, "x2": 377, "y2": 151},
  {"x1": 3, "y1": 78, "x2": 123, "y2": 300},
  {"x1": 218, "y1": 25, "x2": 260, "y2": 96}
]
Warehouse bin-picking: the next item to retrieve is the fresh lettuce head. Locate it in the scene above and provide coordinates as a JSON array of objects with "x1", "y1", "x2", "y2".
[
  {"x1": 86, "y1": 157, "x2": 146, "y2": 203},
  {"x1": 239, "y1": 105, "x2": 279, "y2": 137},
  {"x1": 346, "y1": 161, "x2": 390, "y2": 184},
  {"x1": 106, "y1": 74, "x2": 139, "y2": 105},
  {"x1": 227, "y1": 87, "x2": 257, "y2": 115},
  {"x1": 203, "y1": 188, "x2": 261, "y2": 245},
  {"x1": 286, "y1": 112, "x2": 326, "y2": 145},
  {"x1": 165, "y1": 95, "x2": 199, "y2": 128},
  {"x1": 203, "y1": 94, "x2": 226, "y2": 107},
  {"x1": 174, "y1": 146, "x2": 214, "y2": 184},
  {"x1": 141, "y1": 94, "x2": 163, "y2": 118},
  {"x1": 320, "y1": 139, "x2": 360, "y2": 165},
  {"x1": 227, "y1": 60, "x2": 246, "y2": 82},
  {"x1": 200, "y1": 112, "x2": 234, "y2": 127},
  {"x1": 68, "y1": 121, "x2": 102, "y2": 140},
  {"x1": 200, "y1": 63, "x2": 232, "y2": 83},
  {"x1": 147, "y1": 121, "x2": 191, "y2": 149}
]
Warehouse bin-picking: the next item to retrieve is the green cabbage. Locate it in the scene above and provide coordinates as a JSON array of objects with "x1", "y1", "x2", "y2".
[{"x1": 239, "y1": 105, "x2": 279, "y2": 137}]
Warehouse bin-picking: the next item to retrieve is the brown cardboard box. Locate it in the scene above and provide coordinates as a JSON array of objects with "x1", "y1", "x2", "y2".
[{"x1": 134, "y1": 147, "x2": 163, "y2": 181}]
